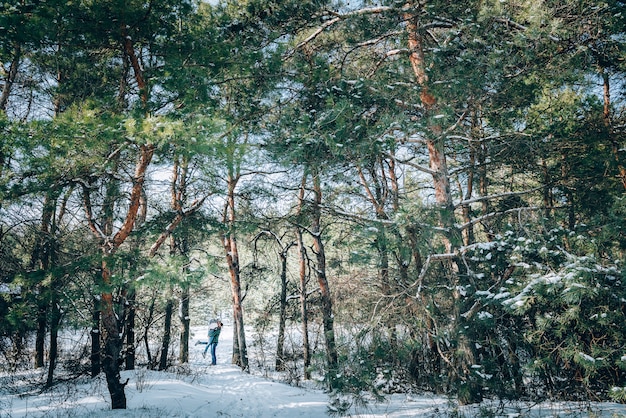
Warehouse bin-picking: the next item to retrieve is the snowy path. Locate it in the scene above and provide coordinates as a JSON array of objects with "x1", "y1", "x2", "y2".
[
  {"x1": 116, "y1": 324, "x2": 331, "y2": 417},
  {"x1": 121, "y1": 365, "x2": 329, "y2": 418},
  {"x1": 3, "y1": 324, "x2": 626, "y2": 417}
]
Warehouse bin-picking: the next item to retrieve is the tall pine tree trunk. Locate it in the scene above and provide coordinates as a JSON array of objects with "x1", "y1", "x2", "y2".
[
  {"x1": 179, "y1": 283, "x2": 190, "y2": 364},
  {"x1": 158, "y1": 231, "x2": 178, "y2": 371},
  {"x1": 100, "y1": 260, "x2": 126, "y2": 409},
  {"x1": 223, "y1": 173, "x2": 248, "y2": 371},
  {"x1": 45, "y1": 193, "x2": 63, "y2": 387},
  {"x1": 461, "y1": 114, "x2": 478, "y2": 246},
  {"x1": 297, "y1": 226, "x2": 311, "y2": 380},
  {"x1": 91, "y1": 296, "x2": 101, "y2": 377},
  {"x1": 296, "y1": 174, "x2": 311, "y2": 380},
  {"x1": 172, "y1": 160, "x2": 191, "y2": 365},
  {"x1": 477, "y1": 139, "x2": 494, "y2": 240},
  {"x1": 124, "y1": 287, "x2": 136, "y2": 370},
  {"x1": 45, "y1": 289, "x2": 61, "y2": 387},
  {"x1": 124, "y1": 189, "x2": 146, "y2": 371},
  {"x1": 83, "y1": 144, "x2": 154, "y2": 409},
  {"x1": 404, "y1": 2, "x2": 480, "y2": 404},
  {"x1": 600, "y1": 67, "x2": 626, "y2": 190},
  {"x1": 179, "y1": 236, "x2": 191, "y2": 364},
  {"x1": 275, "y1": 245, "x2": 289, "y2": 371},
  {"x1": 32, "y1": 189, "x2": 59, "y2": 369},
  {"x1": 0, "y1": 43, "x2": 20, "y2": 112},
  {"x1": 35, "y1": 306, "x2": 46, "y2": 368},
  {"x1": 310, "y1": 169, "x2": 338, "y2": 387},
  {"x1": 158, "y1": 294, "x2": 174, "y2": 371},
  {"x1": 143, "y1": 296, "x2": 156, "y2": 368}
]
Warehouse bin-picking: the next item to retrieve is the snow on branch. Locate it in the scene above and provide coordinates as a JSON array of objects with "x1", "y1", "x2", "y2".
[
  {"x1": 417, "y1": 252, "x2": 457, "y2": 282},
  {"x1": 384, "y1": 152, "x2": 437, "y2": 176},
  {"x1": 328, "y1": 6, "x2": 394, "y2": 17},
  {"x1": 455, "y1": 188, "x2": 542, "y2": 209},
  {"x1": 287, "y1": 6, "x2": 394, "y2": 56},
  {"x1": 292, "y1": 17, "x2": 341, "y2": 53},
  {"x1": 344, "y1": 79, "x2": 422, "y2": 110},
  {"x1": 353, "y1": 31, "x2": 403, "y2": 49}
]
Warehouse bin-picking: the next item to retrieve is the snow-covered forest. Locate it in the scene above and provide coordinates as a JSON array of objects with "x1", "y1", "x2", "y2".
[
  {"x1": 1, "y1": 0, "x2": 626, "y2": 415},
  {"x1": 5, "y1": 324, "x2": 626, "y2": 417}
]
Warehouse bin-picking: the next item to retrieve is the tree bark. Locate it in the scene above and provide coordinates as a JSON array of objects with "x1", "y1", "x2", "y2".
[
  {"x1": 30, "y1": 188, "x2": 64, "y2": 380},
  {"x1": 45, "y1": 292, "x2": 61, "y2": 387},
  {"x1": 172, "y1": 159, "x2": 191, "y2": 364},
  {"x1": 45, "y1": 189, "x2": 65, "y2": 387},
  {"x1": 297, "y1": 226, "x2": 311, "y2": 379},
  {"x1": 0, "y1": 43, "x2": 20, "y2": 112},
  {"x1": 179, "y1": 282, "x2": 190, "y2": 364},
  {"x1": 404, "y1": 1, "x2": 480, "y2": 404},
  {"x1": 296, "y1": 174, "x2": 311, "y2": 380},
  {"x1": 35, "y1": 305, "x2": 46, "y2": 369},
  {"x1": 600, "y1": 67, "x2": 626, "y2": 190},
  {"x1": 179, "y1": 235, "x2": 191, "y2": 364},
  {"x1": 100, "y1": 260, "x2": 126, "y2": 409},
  {"x1": 462, "y1": 114, "x2": 479, "y2": 246},
  {"x1": 143, "y1": 295, "x2": 156, "y2": 368},
  {"x1": 310, "y1": 169, "x2": 338, "y2": 387},
  {"x1": 124, "y1": 188, "x2": 146, "y2": 371},
  {"x1": 91, "y1": 296, "x2": 101, "y2": 377},
  {"x1": 32, "y1": 189, "x2": 58, "y2": 368},
  {"x1": 83, "y1": 144, "x2": 154, "y2": 409},
  {"x1": 222, "y1": 173, "x2": 248, "y2": 371},
  {"x1": 124, "y1": 286, "x2": 136, "y2": 370},
  {"x1": 158, "y1": 295, "x2": 174, "y2": 371},
  {"x1": 275, "y1": 243, "x2": 290, "y2": 371}
]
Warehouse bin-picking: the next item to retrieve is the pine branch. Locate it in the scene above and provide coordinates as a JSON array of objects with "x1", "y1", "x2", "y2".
[
  {"x1": 457, "y1": 206, "x2": 542, "y2": 232},
  {"x1": 384, "y1": 152, "x2": 437, "y2": 176},
  {"x1": 148, "y1": 196, "x2": 207, "y2": 257},
  {"x1": 286, "y1": 6, "x2": 395, "y2": 58},
  {"x1": 455, "y1": 188, "x2": 542, "y2": 208}
]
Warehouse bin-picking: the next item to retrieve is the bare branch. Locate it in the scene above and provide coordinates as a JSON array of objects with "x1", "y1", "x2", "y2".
[
  {"x1": 494, "y1": 17, "x2": 528, "y2": 32},
  {"x1": 357, "y1": 165, "x2": 386, "y2": 218},
  {"x1": 457, "y1": 206, "x2": 542, "y2": 232},
  {"x1": 293, "y1": 17, "x2": 341, "y2": 53},
  {"x1": 288, "y1": 6, "x2": 395, "y2": 56},
  {"x1": 366, "y1": 48, "x2": 410, "y2": 77},
  {"x1": 354, "y1": 31, "x2": 403, "y2": 49},
  {"x1": 148, "y1": 196, "x2": 207, "y2": 257},
  {"x1": 384, "y1": 152, "x2": 437, "y2": 176},
  {"x1": 81, "y1": 183, "x2": 106, "y2": 243},
  {"x1": 445, "y1": 110, "x2": 468, "y2": 134},
  {"x1": 455, "y1": 188, "x2": 542, "y2": 208}
]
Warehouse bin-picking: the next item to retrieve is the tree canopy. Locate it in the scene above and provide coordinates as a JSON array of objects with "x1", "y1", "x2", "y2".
[{"x1": 1, "y1": 0, "x2": 625, "y2": 409}]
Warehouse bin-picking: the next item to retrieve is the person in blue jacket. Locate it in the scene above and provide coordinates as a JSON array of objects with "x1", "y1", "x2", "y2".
[{"x1": 203, "y1": 319, "x2": 223, "y2": 365}]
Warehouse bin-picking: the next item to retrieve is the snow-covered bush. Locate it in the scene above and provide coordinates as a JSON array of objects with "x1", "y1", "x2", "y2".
[{"x1": 464, "y1": 225, "x2": 626, "y2": 400}]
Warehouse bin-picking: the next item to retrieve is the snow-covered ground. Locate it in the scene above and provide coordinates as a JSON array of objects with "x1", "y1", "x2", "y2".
[{"x1": 3, "y1": 324, "x2": 626, "y2": 417}]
